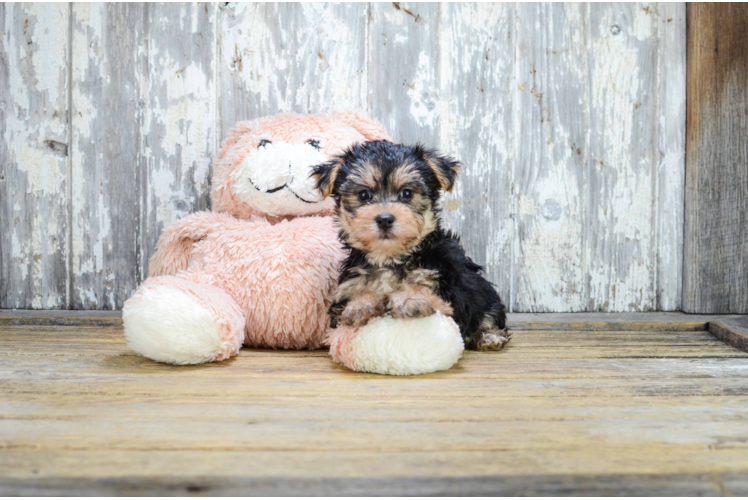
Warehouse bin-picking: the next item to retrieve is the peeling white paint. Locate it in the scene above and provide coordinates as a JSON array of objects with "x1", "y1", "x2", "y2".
[
  {"x1": 406, "y1": 52, "x2": 437, "y2": 129},
  {"x1": 11, "y1": 233, "x2": 27, "y2": 281},
  {"x1": 4, "y1": 7, "x2": 66, "y2": 196},
  {"x1": 221, "y1": 3, "x2": 366, "y2": 123},
  {"x1": 11, "y1": 142, "x2": 64, "y2": 195},
  {"x1": 2, "y1": 2, "x2": 687, "y2": 312},
  {"x1": 587, "y1": 3, "x2": 660, "y2": 311},
  {"x1": 141, "y1": 2, "x2": 217, "y2": 272},
  {"x1": 437, "y1": 3, "x2": 515, "y2": 299},
  {"x1": 149, "y1": 167, "x2": 178, "y2": 230},
  {"x1": 28, "y1": 4, "x2": 67, "y2": 108},
  {"x1": 1, "y1": 3, "x2": 69, "y2": 309}
]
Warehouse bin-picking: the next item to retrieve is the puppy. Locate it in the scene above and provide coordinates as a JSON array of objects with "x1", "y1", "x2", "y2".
[{"x1": 313, "y1": 141, "x2": 510, "y2": 351}]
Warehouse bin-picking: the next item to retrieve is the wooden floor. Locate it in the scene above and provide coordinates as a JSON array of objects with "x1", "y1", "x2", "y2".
[{"x1": 2, "y1": 313, "x2": 748, "y2": 496}]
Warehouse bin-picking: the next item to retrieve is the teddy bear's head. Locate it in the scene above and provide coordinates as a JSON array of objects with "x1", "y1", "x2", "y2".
[{"x1": 212, "y1": 112, "x2": 389, "y2": 220}]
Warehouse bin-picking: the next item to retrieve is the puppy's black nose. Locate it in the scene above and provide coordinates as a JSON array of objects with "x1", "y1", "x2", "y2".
[{"x1": 375, "y1": 213, "x2": 395, "y2": 230}]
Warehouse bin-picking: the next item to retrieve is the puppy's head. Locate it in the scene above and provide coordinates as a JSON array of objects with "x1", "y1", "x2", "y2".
[{"x1": 313, "y1": 141, "x2": 460, "y2": 265}]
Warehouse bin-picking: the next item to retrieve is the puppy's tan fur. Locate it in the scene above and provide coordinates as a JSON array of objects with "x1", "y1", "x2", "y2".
[{"x1": 336, "y1": 267, "x2": 453, "y2": 326}]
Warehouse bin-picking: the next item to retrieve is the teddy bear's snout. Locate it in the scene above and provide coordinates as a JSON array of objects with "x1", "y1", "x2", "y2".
[{"x1": 232, "y1": 140, "x2": 333, "y2": 212}]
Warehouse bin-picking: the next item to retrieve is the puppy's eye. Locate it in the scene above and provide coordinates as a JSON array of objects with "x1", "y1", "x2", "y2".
[
  {"x1": 307, "y1": 139, "x2": 321, "y2": 150},
  {"x1": 358, "y1": 190, "x2": 372, "y2": 202},
  {"x1": 258, "y1": 139, "x2": 271, "y2": 148},
  {"x1": 399, "y1": 188, "x2": 413, "y2": 201}
]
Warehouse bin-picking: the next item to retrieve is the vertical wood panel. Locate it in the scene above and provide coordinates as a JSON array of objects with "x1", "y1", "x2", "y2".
[
  {"x1": 218, "y1": 3, "x2": 368, "y2": 138},
  {"x1": 587, "y1": 3, "x2": 659, "y2": 311},
  {"x1": 438, "y1": 3, "x2": 515, "y2": 304},
  {"x1": 142, "y1": 3, "x2": 217, "y2": 276},
  {"x1": 368, "y1": 2, "x2": 440, "y2": 145},
  {"x1": 513, "y1": 3, "x2": 589, "y2": 312},
  {"x1": 0, "y1": 3, "x2": 70, "y2": 309},
  {"x1": 0, "y1": 2, "x2": 692, "y2": 312},
  {"x1": 70, "y1": 3, "x2": 146, "y2": 309},
  {"x1": 656, "y1": 3, "x2": 686, "y2": 311},
  {"x1": 684, "y1": 3, "x2": 748, "y2": 314}
]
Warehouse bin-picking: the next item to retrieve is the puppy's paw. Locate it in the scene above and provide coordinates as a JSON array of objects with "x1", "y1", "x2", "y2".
[
  {"x1": 477, "y1": 329, "x2": 512, "y2": 351},
  {"x1": 340, "y1": 298, "x2": 385, "y2": 327},
  {"x1": 387, "y1": 294, "x2": 436, "y2": 319}
]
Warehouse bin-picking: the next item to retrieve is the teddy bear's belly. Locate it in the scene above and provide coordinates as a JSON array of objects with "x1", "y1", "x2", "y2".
[{"x1": 186, "y1": 216, "x2": 345, "y2": 349}]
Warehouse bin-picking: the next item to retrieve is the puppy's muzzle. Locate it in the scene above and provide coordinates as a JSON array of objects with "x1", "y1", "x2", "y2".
[{"x1": 375, "y1": 213, "x2": 396, "y2": 232}]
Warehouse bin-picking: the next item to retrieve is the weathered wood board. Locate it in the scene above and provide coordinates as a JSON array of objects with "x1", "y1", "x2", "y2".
[
  {"x1": 710, "y1": 316, "x2": 748, "y2": 353},
  {"x1": 587, "y1": 3, "x2": 659, "y2": 312},
  {"x1": 657, "y1": 3, "x2": 686, "y2": 312},
  {"x1": 0, "y1": 3, "x2": 70, "y2": 309},
  {"x1": 69, "y1": 3, "x2": 147, "y2": 310},
  {"x1": 684, "y1": 3, "x2": 748, "y2": 314},
  {"x1": 219, "y1": 3, "x2": 369, "y2": 138},
  {"x1": 1, "y1": 3, "x2": 690, "y2": 312},
  {"x1": 513, "y1": 3, "x2": 588, "y2": 312},
  {"x1": 142, "y1": 3, "x2": 217, "y2": 274},
  {"x1": 1, "y1": 320, "x2": 747, "y2": 495},
  {"x1": 3, "y1": 474, "x2": 748, "y2": 497},
  {"x1": 439, "y1": 3, "x2": 515, "y2": 297}
]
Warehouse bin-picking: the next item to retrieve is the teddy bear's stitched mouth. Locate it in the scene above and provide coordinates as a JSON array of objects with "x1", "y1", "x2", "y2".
[{"x1": 247, "y1": 178, "x2": 319, "y2": 204}]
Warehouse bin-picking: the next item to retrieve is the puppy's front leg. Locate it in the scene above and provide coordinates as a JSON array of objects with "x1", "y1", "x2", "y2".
[
  {"x1": 387, "y1": 286, "x2": 454, "y2": 319},
  {"x1": 339, "y1": 292, "x2": 386, "y2": 327}
]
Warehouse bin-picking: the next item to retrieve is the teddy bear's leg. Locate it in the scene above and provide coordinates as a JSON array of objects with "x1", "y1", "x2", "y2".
[{"x1": 123, "y1": 275, "x2": 245, "y2": 365}]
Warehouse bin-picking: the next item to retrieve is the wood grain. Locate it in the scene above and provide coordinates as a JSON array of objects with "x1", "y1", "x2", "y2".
[
  {"x1": 709, "y1": 316, "x2": 748, "y2": 353},
  {"x1": 514, "y1": 3, "x2": 588, "y2": 312},
  {"x1": 1, "y1": 320, "x2": 748, "y2": 495},
  {"x1": 438, "y1": 3, "x2": 514, "y2": 301},
  {"x1": 142, "y1": 3, "x2": 217, "y2": 275},
  {"x1": 587, "y1": 3, "x2": 659, "y2": 312},
  {"x1": 368, "y1": 2, "x2": 440, "y2": 145},
  {"x1": 656, "y1": 3, "x2": 686, "y2": 311},
  {"x1": 218, "y1": 3, "x2": 369, "y2": 138},
  {"x1": 0, "y1": 3, "x2": 70, "y2": 309},
  {"x1": 0, "y1": 3, "x2": 693, "y2": 312},
  {"x1": 684, "y1": 3, "x2": 748, "y2": 314},
  {"x1": 2, "y1": 473, "x2": 747, "y2": 497},
  {"x1": 69, "y1": 3, "x2": 147, "y2": 309}
]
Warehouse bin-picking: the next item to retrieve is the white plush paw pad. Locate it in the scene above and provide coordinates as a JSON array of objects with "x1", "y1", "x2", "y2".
[
  {"x1": 123, "y1": 285, "x2": 225, "y2": 365},
  {"x1": 349, "y1": 312, "x2": 464, "y2": 376}
]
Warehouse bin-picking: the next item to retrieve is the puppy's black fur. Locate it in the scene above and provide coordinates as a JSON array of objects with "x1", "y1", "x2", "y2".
[{"x1": 314, "y1": 140, "x2": 509, "y2": 351}]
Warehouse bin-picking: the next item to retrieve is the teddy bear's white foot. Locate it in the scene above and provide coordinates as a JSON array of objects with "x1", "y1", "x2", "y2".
[
  {"x1": 328, "y1": 312, "x2": 464, "y2": 376},
  {"x1": 123, "y1": 276, "x2": 245, "y2": 365}
]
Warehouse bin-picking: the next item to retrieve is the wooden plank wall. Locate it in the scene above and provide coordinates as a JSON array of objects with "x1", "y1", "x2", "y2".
[
  {"x1": 1, "y1": 3, "x2": 688, "y2": 312},
  {"x1": 684, "y1": 3, "x2": 748, "y2": 314}
]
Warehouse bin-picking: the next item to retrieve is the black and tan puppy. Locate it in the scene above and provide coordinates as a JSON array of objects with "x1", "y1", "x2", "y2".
[{"x1": 313, "y1": 140, "x2": 509, "y2": 351}]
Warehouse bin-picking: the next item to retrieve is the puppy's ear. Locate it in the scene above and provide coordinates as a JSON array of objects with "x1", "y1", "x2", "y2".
[
  {"x1": 421, "y1": 148, "x2": 461, "y2": 192},
  {"x1": 312, "y1": 157, "x2": 345, "y2": 198}
]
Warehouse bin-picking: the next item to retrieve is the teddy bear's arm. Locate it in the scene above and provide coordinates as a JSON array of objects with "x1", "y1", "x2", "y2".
[{"x1": 148, "y1": 211, "x2": 244, "y2": 277}]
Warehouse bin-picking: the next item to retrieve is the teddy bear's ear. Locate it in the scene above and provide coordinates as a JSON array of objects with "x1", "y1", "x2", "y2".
[
  {"x1": 312, "y1": 157, "x2": 345, "y2": 198},
  {"x1": 216, "y1": 119, "x2": 260, "y2": 162},
  {"x1": 333, "y1": 111, "x2": 391, "y2": 142},
  {"x1": 419, "y1": 146, "x2": 461, "y2": 193}
]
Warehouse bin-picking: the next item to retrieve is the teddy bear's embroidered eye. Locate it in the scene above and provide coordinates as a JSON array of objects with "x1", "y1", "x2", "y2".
[
  {"x1": 258, "y1": 139, "x2": 271, "y2": 148},
  {"x1": 358, "y1": 190, "x2": 372, "y2": 202},
  {"x1": 307, "y1": 139, "x2": 321, "y2": 150}
]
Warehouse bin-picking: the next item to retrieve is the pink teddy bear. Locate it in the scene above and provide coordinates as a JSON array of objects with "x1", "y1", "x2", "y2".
[{"x1": 123, "y1": 112, "x2": 389, "y2": 365}]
